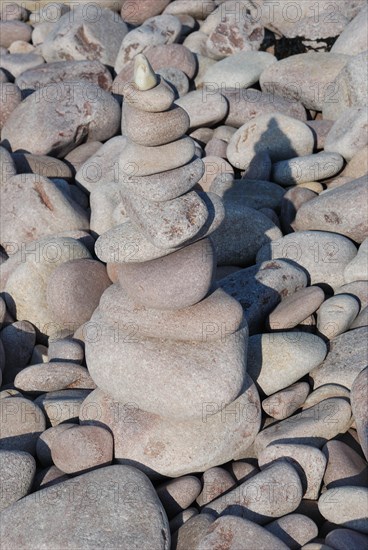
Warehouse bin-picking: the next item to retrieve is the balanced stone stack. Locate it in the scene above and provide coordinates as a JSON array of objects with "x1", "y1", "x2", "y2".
[{"x1": 81, "y1": 55, "x2": 261, "y2": 477}]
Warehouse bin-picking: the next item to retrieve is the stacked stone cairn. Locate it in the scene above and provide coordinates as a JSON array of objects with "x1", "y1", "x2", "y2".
[{"x1": 81, "y1": 55, "x2": 261, "y2": 478}]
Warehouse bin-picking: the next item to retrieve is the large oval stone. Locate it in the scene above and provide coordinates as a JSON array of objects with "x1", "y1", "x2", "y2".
[{"x1": 0, "y1": 465, "x2": 170, "y2": 549}]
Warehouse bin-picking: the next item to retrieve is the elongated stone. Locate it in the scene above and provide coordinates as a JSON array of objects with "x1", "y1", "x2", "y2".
[
  {"x1": 14, "y1": 362, "x2": 96, "y2": 393},
  {"x1": 218, "y1": 259, "x2": 308, "y2": 334},
  {"x1": 254, "y1": 398, "x2": 352, "y2": 455},
  {"x1": 202, "y1": 461, "x2": 303, "y2": 521},
  {"x1": 98, "y1": 284, "x2": 244, "y2": 343}
]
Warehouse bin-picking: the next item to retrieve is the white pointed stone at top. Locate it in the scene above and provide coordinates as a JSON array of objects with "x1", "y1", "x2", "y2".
[{"x1": 134, "y1": 54, "x2": 158, "y2": 91}]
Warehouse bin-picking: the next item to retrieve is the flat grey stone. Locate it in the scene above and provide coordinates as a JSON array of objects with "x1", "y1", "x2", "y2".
[
  {"x1": 351, "y1": 367, "x2": 368, "y2": 461},
  {"x1": 35, "y1": 389, "x2": 92, "y2": 426},
  {"x1": 0, "y1": 174, "x2": 89, "y2": 248},
  {"x1": 325, "y1": 528, "x2": 368, "y2": 550},
  {"x1": 210, "y1": 176, "x2": 285, "y2": 211},
  {"x1": 75, "y1": 136, "x2": 126, "y2": 192},
  {"x1": 222, "y1": 88, "x2": 306, "y2": 129},
  {"x1": 247, "y1": 332, "x2": 327, "y2": 395},
  {"x1": 202, "y1": 461, "x2": 303, "y2": 522},
  {"x1": 118, "y1": 136, "x2": 196, "y2": 177},
  {"x1": 198, "y1": 516, "x2": 289, "y2": 550},
  {"x1": 175, "y1": 89, "x2": 228, "y2": 129},
  {"x1": 0, "y1": 465, "x2": 170, "y2": 549},
  {"x1": 117, "y1": 238, "x2": 215, "y2": 310},
  {"x1": 200, "y1": 51, "x2": 276, "y2": 89},
  {"x1": 310, "y1": 326, "x2": 368, "y2": 390},
  {"x1": 98, "y1": 284, "x2": 244, "y2": 343},
  {"x1": 256, "y1": 230, "x2": 358, "y2": 289},
  {"x1": 344, "y1": 238, "x2": 368, "y2": 283},
  {"x1": 15, "y1": 59, "x2": 113, "y2": 91},
  {"x1": 317, "y1": 294, "x2": 360, "y2": 338},
  {"x1": 323, "y1": 51, "x2": 368, "y2": 120},
  {"x1": 294, "y1": 178, "x2": 368, "y2": 244},
  {"x1": 0, "y1": 396, "x2": 46, "y2": 454},
  {"x1": 265, "y1": 514, "x2": 318, "y2": 549},
  {"x1": 267, "y1": 286, "x2": 325, "y2": 330},
  {"x1": 0, "y1": 52, "x2": 44, "y2": 79},
  {"x1": 211, "y1": 200, "x2": 282, "y2": 266},
  {"x1": 120, "y1": 156, "x2": 204, "y2": 202},
  {"x1": 325, "y1": 106, "x2": 368, "y2": 161},
  {"x1": 331, "y1": 4, "x2": 368, "y2": 55},
  {"x1": 14, "y1": 362, "x2": 96, "y2": 393},
  {"x1": 218, "y1": 259, "x2": 308, "y2": 334}
]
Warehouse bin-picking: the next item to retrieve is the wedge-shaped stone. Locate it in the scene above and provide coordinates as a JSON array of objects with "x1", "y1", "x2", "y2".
[
  {"x1": 80, "y1": 378, "x2": 261, "y2": 478},
  {"x1": 247, "y1": 332, "x2": 327, "y2": 395},
  {"x1": 310, "y1": 327, "x2": 368, "y2": 390},
  {"x1": 95, "y1": 192, "x2": 224, "y2": 263},
  {"x1": 123, "y1": 190, "x2": 208, "y2": 249},
  {"x1": 294, "y1": 178, "x2": 368, "y2": 244},
  {"x1": 85, "y1": 309, "x2": 248, "y2": 421}
]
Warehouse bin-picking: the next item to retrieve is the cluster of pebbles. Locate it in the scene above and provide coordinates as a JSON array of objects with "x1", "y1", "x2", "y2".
[{"x1": 0, "y1": 1, "x2": 367, "y2": 549}]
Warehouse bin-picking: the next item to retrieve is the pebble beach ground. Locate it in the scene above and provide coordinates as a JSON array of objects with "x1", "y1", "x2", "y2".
[{"x1": 0, "y1": 1, "x2": 367, "y2": 549}]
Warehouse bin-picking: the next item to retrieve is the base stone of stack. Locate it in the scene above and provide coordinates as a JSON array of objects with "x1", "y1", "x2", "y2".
[{"x1": 80, "y1": 377, "x2": 261, "y2": 478}]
